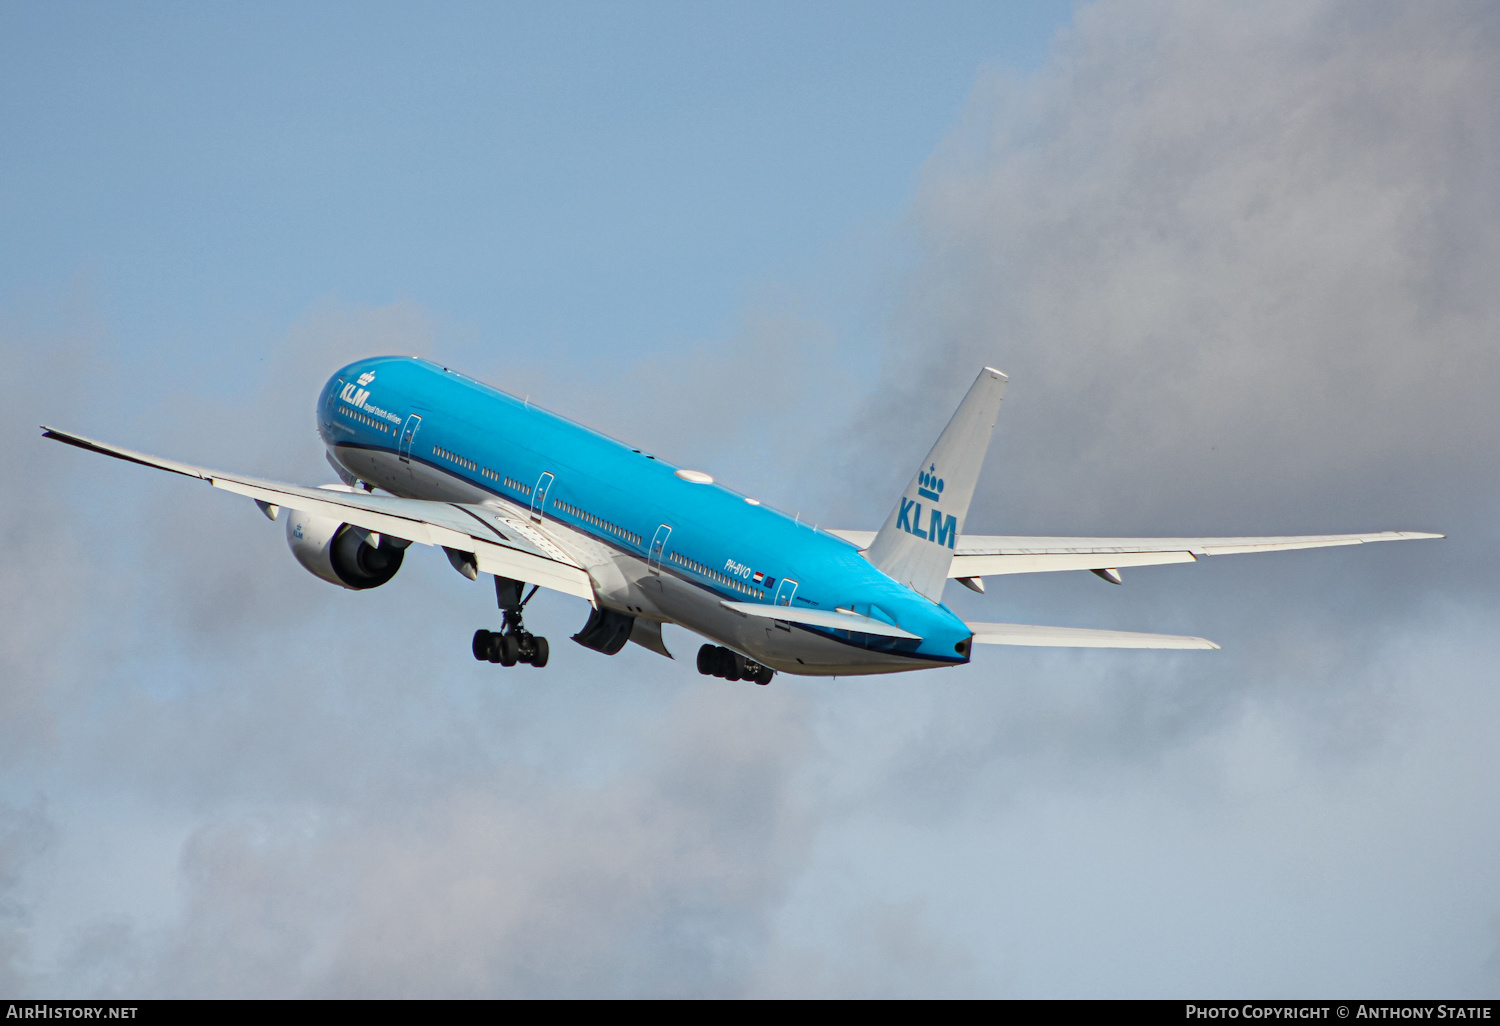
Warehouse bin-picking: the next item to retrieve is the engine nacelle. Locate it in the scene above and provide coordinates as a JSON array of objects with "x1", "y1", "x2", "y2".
[{"x1": 285, "y1": 508, "x2": 406, "y2": 590}]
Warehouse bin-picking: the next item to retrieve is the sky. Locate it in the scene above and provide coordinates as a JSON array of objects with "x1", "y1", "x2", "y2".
[{"x1": 2, "y1": 0, "x2": 1498, "y2": 998}]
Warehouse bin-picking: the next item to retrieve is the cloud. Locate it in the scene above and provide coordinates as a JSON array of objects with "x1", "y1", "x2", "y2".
[
  {"x1": 0, "y1": 290, "x2": 114, "y2": 767},
  {"x1": 800, "y1": 0, "x2": 1500, "y2": 996},
  {"x1": 0, "y1": 800, "x2": 54, "y2": 994},
  {"x1": 873, "y1": 0, "x2": 1498, "y2": 547},
  {"x1": 109, "y1": 685, "x2": 814, "y2": 998}
]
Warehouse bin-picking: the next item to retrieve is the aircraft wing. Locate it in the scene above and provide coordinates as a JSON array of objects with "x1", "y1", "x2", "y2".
[
  {"x1": 827, "y1": 529, "x2": 1442, "y2": 578},
  {"x1": 41, "y1": 427, "x2": 595, "y2": 601},
  {"x1": 965, "y1": 621, "x2": 1219, "y2": 649}
]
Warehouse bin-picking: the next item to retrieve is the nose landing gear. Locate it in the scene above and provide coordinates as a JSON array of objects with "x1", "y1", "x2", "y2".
[
  {"x1": 697, "y1": 644, "x2": 774, "y2": 685},
  {"x1": 473, "y1": 576, "x2": 550, "y2": 668}
]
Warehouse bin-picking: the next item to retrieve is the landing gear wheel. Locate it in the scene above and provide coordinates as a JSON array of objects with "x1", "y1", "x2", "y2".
[
  {"x1": 697, "y1": 644, "x2": 769, "y2": 682},
  {"x1": 480, "y1": 579, "x2": 547, "y2": 669},
  {"x1": 494, "y1": 632, "x2": 520, "y2": 667},
  {"x1": 474, "y1": 581, "x2": 546, "y2": 669}
]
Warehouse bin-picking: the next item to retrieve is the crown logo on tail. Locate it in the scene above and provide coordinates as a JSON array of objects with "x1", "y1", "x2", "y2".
[{"x1": 917, "y1": 464, "x2": 944, "y2": 502}]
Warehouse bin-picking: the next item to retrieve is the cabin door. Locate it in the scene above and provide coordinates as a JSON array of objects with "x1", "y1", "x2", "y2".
[
  {"x1": 398, "y1": 414, "x2": 422, "y2": 461},
  {"x1": 648, "y1": 525, "x2": 672, "y2": 574},
  {"x1": 773, "y1": 578, "x2": 798, "y2": 607},
  {"x1": 530, "y1": 472, "x2": 554, "y2": 522},
  {"x1": 766, "y1": 577, "x2": 800, "y2": 646}
]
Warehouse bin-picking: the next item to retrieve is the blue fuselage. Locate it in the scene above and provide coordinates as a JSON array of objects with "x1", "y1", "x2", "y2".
[{"x1": 317, "y1": 356, "x2": 972, "y2": 675}]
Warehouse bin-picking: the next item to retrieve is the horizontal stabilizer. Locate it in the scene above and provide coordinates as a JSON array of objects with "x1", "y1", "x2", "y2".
[
  {"x1": 966, "y1": 621, "x2": 1219, "y2": 649},
  {"x1": 720, "y1": 600, "x2": 920, "y2": 640}
]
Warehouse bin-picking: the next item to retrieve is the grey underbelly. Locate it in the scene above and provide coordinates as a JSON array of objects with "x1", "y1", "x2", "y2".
[{"x1": 332, "y1": 444, "x2": 949, "y2": 677}]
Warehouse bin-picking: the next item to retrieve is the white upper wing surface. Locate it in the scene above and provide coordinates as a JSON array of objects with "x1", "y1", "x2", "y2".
[
  {"x1": 826, "y1": 529, "x2": 1442, "y2": 577},
  {"x1": 42, "y1": 427, "x2": 595, "y2": 600}
]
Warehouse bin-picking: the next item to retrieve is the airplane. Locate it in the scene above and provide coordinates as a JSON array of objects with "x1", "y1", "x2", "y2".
[{"x1": 42, "y1": 358, "x2": 1440, "y2": 684}]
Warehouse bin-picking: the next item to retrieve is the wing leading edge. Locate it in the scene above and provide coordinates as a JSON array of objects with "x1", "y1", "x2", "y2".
[
  {"x1": 41, "y1": 427, "x2": 594, "y2": 600},
  {"x1": 827, "y1": 529, "x2": 1442, "y2": 577}
]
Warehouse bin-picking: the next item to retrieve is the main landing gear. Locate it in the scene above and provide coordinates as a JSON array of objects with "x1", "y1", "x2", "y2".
[
  {"x1": 473, "y1": 576, "x2": 549, "y2": 668},
  {"x1": 697, "y1": 644, "x2": 774, "y2": 685}
]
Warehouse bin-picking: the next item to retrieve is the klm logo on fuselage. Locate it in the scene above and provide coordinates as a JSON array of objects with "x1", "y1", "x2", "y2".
[
  {"x1": 338, "y1": 376, "x2": 402, "y2": 426},
  {"x1": 340, "y1": 383, "x2": 372, "y2": 408},
  {"x1": 340, "y1": 370, "x2": 378, "y2": 406},
  {"x1": 898, "y1": 464, "x2": 957, "y2": 548}
]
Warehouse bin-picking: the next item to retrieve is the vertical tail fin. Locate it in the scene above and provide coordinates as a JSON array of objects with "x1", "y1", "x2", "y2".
[{"x1": 864, "y1": 367, "x2": 1007, "y2": 601}]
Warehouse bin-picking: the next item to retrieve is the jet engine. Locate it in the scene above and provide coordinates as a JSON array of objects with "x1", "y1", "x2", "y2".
[{"x1": 285, "y1": 507, "x2": 407, "y2": 590}]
